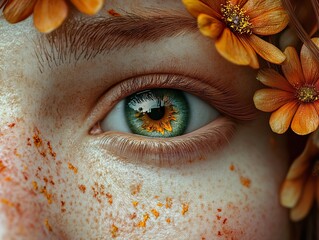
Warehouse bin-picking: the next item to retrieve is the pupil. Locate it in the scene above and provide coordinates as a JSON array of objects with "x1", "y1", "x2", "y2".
[{"x1": 147, "y1": 106, "x2": 165, "y2": 120}]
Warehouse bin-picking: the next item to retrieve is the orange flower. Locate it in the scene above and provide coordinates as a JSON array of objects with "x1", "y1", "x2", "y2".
[
  {"x1": 280, "y1": 130, "x2": 319, "y2": 221},
  {"x1": 182, "y1": 0, "x2": 289, "y2": 68},
  {"x1": 1, "y1": 0, "x2": 104, "y2": 33},
  {"x1": 254, "y1": 38, "x2": 319, "y2": 135}
]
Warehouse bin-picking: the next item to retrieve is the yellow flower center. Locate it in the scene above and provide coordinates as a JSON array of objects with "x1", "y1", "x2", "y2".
[
  {"x1": 297, "y1": 86, "x2": 319, "y2": 103},
  {"x1": 220, "y1": 1, "x2": 252, "y2": 35}
]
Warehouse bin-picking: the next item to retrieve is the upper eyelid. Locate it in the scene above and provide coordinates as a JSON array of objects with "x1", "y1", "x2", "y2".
[{"x1": 87, "y1": 73, "x2": 257, "y2": 131}]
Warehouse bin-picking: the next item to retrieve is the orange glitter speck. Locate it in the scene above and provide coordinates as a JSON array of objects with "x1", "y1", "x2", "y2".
[
  {"x1": 166, "y1": 218, "x2": 171, "y2": 223},
  {"x1": 111, "y1": 224, "x2": 119, "y2": 238},
  {"x1": 32, "y1": 181, "x2": 38, "y2": 191},
  {"x1": 68, "y1": 163, "x2": 78, "y2": 174},
  {"x1": 229, "y1": 164, "x2": 235, "y2": 171},
  {"x1": 151, "y1": 209, "x2": 160, "y2": 219},
  {"x1": 182, "y1": 203, "x2": 189, "y2": 215},
  {"x1": 132, "y1": 201, "x2": 139, "y2": 208},
  {"x1": 137, "y1": 213, "x2": 149, "y2": 227},
  {"x1": 79, "y1": 185, "x2": 86, "y2": 193},
  {"x1": 0, "y1": 198, "x2": 15, "y2": 208},
  {"x1": 108, "y1": 9, "x2": 121, "y2": 17},
  {"x1": 40, "y1": 187, "x2": 53, "y2": 204},
  {"x1": 165, "y1": 197, "x2": 172, "y2": 208},
  {"x1": 240, "y1": 176, "x2": 251, "y2": 188},
  {"x1": 157, "y1": 202, "x2": 163, "y2": 207},
  {"x1": 44, "y1": 219, "x2": 52, "y2": 232}
]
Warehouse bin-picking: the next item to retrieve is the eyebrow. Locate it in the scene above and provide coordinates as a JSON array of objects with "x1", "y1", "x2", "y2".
[{"x1": 34, "y1": 11, "x2": 198, "y2": 71}]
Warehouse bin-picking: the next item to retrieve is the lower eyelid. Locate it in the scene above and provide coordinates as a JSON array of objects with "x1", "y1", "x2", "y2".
[{"x1": 93, "y1": 117, "x2": 236, "y2": 167}]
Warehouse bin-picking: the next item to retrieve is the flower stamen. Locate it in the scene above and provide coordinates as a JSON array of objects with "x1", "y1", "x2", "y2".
[
  {"x1": 297, "y1": 86, "x2": 319, "y2": 103},
  {"x1": 221, "y1": 1, "x2": 252, "y2": 35}
]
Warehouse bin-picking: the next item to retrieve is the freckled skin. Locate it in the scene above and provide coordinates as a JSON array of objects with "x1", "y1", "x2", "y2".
[{"x1": 0, "y1": 1, "x2": 292, "y2": 239}]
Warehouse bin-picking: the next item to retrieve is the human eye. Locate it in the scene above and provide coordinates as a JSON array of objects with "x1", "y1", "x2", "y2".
[
  {"x1": 89, "y1": 73, "x2": 255, "y2": 166},
  {"x1": 100, "y1": 88, "x2": 219, "y2": 137}
]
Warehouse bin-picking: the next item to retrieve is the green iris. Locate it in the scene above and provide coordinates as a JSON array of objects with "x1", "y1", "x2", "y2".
[{"x1": 125, "y1": 89, "x2": 189, "y2": 137}]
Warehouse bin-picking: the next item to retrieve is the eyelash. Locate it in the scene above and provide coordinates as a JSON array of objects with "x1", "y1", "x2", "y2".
[{"x1": 88, "y1": 74, "x2": 256, "y2": 166}]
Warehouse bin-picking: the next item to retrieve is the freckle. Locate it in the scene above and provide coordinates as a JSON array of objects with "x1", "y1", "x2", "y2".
[
  {"x1": 166, "y1": 218, "x2": 171, "y2": 224},
  {"x1": 79, "y1": 185, "x2": 86, "y2": 193},
  {"x1": 182, "y1": 203, "x2": 189, "y2": 215},
  {"x1": 151, "y1": 209, "x2": 160, "y2": 219},
  {"x1": 218, "y1": 231, "x2": 222, "y2": 236},
  {"x1": 13, "y1": 148, "x2": 21, "y2": 157},
  {"x1": 216, "y1": 215, "x2": 221, "y2": 220},
  {"x1": 0, "y1": 160, "x2": 6, "y2": 173},
  {"x1": 8, "y1": 123, "x2": 15, "y2": 128},
  {"x1": 217, "y1": 208, "x2": 222, "y2": 212},
  {"x1": 106, "y1": 193, "x2": 113, "y2": 205},
  {"x1": 27, "y1": 138, "x2": 32, "y2": 146},
  {"x1": 137, "y1": 213, "x2": 149, "y2": 227},
  {"x1": 229, "y1": 164, "x2": 235, "y2": 171},
  {"x1": 111, "y1": 224, "x2": 119, "y2": 238},
  {"x1": 130, "y1": 183, "x2": 142, "y2": 195},
  {"x1": 165, "y1": 197, "x2": 172, "y2": 208},
  {"x1": 130, "y1": 212, "x2": 137, "y2": 220},
  {"x1": 132, "y1": 201, "x2": 139, "y2": 208},
  {"x1": 240, "y1": 176, "x2": 251, "y2": 188},
  {"x1": 33, "y1": 130, "x2": 42, "y2": 147},
  {"x1": 47, "y1": 141, "x2": 56, "y2": 158},
  {"x1": 223, "y1": 218, "x2": 228, "y2": 224},
  {"x1": 68, "y1": 162, "x2": 78, "y2": 174},
  {"x1": 44, "y1": 219, "x2": 52, "y2": 232}
]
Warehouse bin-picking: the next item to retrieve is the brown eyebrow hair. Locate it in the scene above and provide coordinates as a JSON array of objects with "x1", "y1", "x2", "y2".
[{"x1": 35, "y1": 11, "x2": 198, "y2": 71}]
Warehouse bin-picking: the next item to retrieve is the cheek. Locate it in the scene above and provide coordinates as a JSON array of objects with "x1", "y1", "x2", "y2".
[{"x1": 0, "y1": 123, "x2": 73, "y2": 239}]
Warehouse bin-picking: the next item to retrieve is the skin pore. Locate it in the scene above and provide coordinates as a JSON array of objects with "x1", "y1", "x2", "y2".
[{"x1": 0, "y1": 0, "x2": 291, "y2": 239}]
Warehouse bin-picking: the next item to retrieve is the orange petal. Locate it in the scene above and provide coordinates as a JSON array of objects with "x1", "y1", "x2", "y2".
[
  {"x1": 282, "y1": 47, "x2": 305, "y2": 88},
  {"x1": 70, "y1": 0, "x2": 103, "y2": 15},
  {"x1": 291, "y1": 104, "x2": 319, "y2": 135},
  {"x1": 254, "y1": 89, "x2": 293, "y2": 112},
  {"x1": 290, "y1": 176, "x2": 315, "y2": 221},
  {"x1": 197, "y1": 14, "x2": 224, "y2": 39},
  {"x1": 182, "y1": 0, "x2": 220, "y2": 18},
  {"x1": 239, "y1": 37, "x2": 259, "y2": 69},
  {"x1": 246, "y1": 35, "x2": 286, "y2": 64},
  {"x1": 269, "y1": 101, "x2": 298, "y2": 134},
  {"x1": 300, "y1": 38, "x2": 319, "y2": 85},
  {"x1": 280, "y1": 177, "x2": 306, "y2": 208},
  {"x1": 244, "y1": 0, "x2": 285, "y2": 19},
  {"x1": 215, "y1": 28, "x2": 251, "y2": 66},
  {"x1": 250, "y1": 8, "x2": 289, "y2": 35},
  {"x1": 33, "y1": 0, "x2": 68, "y2": 33},
  {"x1": 257, "y1": 68, "x2": 294, "y2": 92},
  {"x1": 286, "y1": 133, "x2": 318, "y2": 180},
  {"x1": 3, "y1": 0, "x2": 37, "y2": 23}
]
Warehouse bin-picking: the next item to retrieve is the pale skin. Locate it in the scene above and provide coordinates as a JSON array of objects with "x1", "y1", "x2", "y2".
[{"x1": 0, "y1": 0, "x2": 291, "y2": 239}]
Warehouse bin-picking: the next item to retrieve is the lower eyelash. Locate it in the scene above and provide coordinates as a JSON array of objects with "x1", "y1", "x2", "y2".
[{"x1": 95, "y1": 117, "x2": 236, "y2": 167}]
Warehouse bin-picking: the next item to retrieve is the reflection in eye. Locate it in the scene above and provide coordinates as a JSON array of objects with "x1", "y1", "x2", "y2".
[{"x1": 101, "y1": 88, "x2": 219, "y2": 137}]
